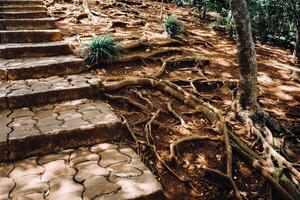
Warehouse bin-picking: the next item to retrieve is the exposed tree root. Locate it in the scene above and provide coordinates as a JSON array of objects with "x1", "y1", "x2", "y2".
[
  {"x1": 101, "y1": 76, "x2": 298, "y2": 199},
  {"x1": 104, "y1": 93, "x2": 148, "y2": 113},
  {"x1": 101, "y1": 77, "x2": 233, "y2": 191},
  {"x1": 203, "y1": 167, "x2": 242, "y2": 200},
  {"x1": 131, "y1": 89, "x2": 153, "y2": 107},
  {"x1": 121, "y1": 38, "x2": 184, "y2": 51},
  {"x1": 169, "y1": 135, "x2": 223, "y2": 163},
  {"x1": 166, "y1": 102, "x2": 186, "y2": 128},
  {"x1": 95, "y1": 47, "x2": 182, "y2": 66},
  {"x1": 141, "y1": 109, "x2": 200, "y2": 193},
  {"x1": 120, "y1": 115, "x2": 138, "y2": 143},
  {"x1": 149, "y1": 55, "x2": 211, "y2": 78}
]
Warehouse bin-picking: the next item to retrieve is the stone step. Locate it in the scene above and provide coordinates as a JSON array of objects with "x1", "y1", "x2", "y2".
[
  {"x1": 0, "y1": 29, "x2": 62, "y2": 43},
  {"x1": 0, "y1": 0, "x2": 44, "y2": 6},
  {"x1": 0, "y1": 55, "x2": 86, "y2": 80},
  {"x1": 0, "y1": 42, "x2": 72, "y2": 59},
  {"x1": 0, "y1": 99, "x2": 122, "y2": 160},
  {"x1": 0, "y1": 143, "x2": 163, "y2": 200},
  {"x1": 0, "y1": 11, "x2": 48, "y2": 19},
  {"x1": 0, "y1": 73, "x2": 101, "y2": 109},
  {"x1": 0, "y1": 5, "x2": 47, "y2": 12},
  {"x1": 0, "y1": 18, "x2": 56, "y2": 30}
]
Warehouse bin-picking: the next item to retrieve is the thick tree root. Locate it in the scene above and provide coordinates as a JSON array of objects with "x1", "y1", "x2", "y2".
[
  {"x1": 97, "y1": 47, "x2": 182, "y2": 65},
  {"x1": 101, "y1": 77, "x2": 299, "y2": 199},
  {"x1": 101, "y1": 77, "x2": 233, "y2": 192},
  {"x1": 121, "y1": 38, "x2": 184, "y2": 51},
  {"x1": 149, "y1": 55, "x2": 211, "y2": 78},
  {"x1": 104, "y1": 93, "x2": 149, "y2": 113}
]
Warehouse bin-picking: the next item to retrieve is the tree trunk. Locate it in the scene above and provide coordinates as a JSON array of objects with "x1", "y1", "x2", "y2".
[
  {"x1": 294, "y1": 21, "x2": 300, "y2": 64},
  {"x1": 231, "y1": 0, "x2": 258, "y2": 110}
]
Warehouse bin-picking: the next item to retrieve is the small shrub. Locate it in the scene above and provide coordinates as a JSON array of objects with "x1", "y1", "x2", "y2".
[
  {"x1": 164, "y1": 15, "x2": 185, "y2": 39},
  {"x1": 82, "y1": 34, "x2": 120, "y2": 65}
]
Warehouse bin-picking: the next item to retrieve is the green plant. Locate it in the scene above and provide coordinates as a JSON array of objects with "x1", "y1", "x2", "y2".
[
  {"x1": 83, "y1": 34, "x2": 120, "y2": 65},
  {"x1": 164, "y1": 15, "x2": 185, "y2": 39}
]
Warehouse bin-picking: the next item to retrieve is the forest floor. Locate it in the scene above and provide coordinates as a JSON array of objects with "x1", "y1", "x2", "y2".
[{"x1": 47, "y1": 0, "x2": 300, "y2": 199}]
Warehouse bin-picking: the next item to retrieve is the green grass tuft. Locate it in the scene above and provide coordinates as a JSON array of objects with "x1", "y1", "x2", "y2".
[
  {"x1": 83, "y1": 34, "x2": 120, "y2": 65},
  {"x1": 164, "y1": 15, "x2": 185, "y2": 39}
]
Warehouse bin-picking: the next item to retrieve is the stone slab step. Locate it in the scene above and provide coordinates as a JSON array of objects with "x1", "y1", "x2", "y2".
[
  {"x1": 0, "y1": 29, "x2": 62, "y2": 43},
  {"x1": 0, "y1": 5, "x2": 47, "y2": 12},
  {"x1": 0, "y1": 18, "x2": 56, "y2": 30},
  {"x1": 0, "y1": 143, "x2": 163, "y2": 200},
  {"x1": 0, "y1": 0, "x2": 44, "y2": 6},
  {"x1": 0, "y1": 11, "x2": 48, "y2": 19},
  {"x1": 0, "y1": 100, "x2": 123, "y2": 160},
  {"x1": 0, "y1": 41, "x2": 72, "y2": 59},
  {"x1": 0, "y1": 55, "x2": 86, "y2": 80},
  {"x1": 0, "y1": 73, "x2": 101, "y2": 109}
]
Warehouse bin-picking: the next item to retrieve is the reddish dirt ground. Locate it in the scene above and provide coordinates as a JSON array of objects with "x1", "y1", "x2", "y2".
[{"x1": 47, "y1": 0, "x2": 300, "y2": 199}]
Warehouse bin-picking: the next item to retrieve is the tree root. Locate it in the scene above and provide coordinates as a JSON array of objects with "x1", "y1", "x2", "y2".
[
  {"x1": 121, "y1": 38, "x2": 184, "y2": 51},
  {"x1": 166, "y1": 102, "x2": 186, "y2": 127},
  {"x1": 101, "y1": 76, "x2": 233, "y2": 189},
  {"x1": 96, "y1": 47, "x2": 182, "y2": 66},
  {"x1": 203, "y1": 167, "x2": 242, "y2": 200},
  {"x1": 149, "y1": 55, "x2": 211, "y2": 78},
  {"x1": 131, "y1": 89, "x2": 153, "y2": 107},
  {"x1": 169, "y1": 135, "x2": 223, "y2": 163},
  {"x1": 120, "y1": 115, "x2": 138, "y2": 143},
  {"x1": 101, "y1": 76, "x2": 300, "y2": 199},
  {"x1": 104, "y1": 93, "x2": 149, "y2": 113}
]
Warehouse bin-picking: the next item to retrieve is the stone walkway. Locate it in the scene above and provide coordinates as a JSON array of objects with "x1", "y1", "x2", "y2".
[
  {"x1": 0, "y1": 143, "x2": 163, "y2": 200},
  {"x1": 0, "y1": 0, "x2": 163, "y2": 199}
]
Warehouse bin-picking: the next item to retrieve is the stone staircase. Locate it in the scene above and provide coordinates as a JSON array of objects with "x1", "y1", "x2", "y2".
[
  {"x1": 0, "y1": 0, "x2": 123, "y2": 161},
  {"x1": 0, "y1": 1, "x2": 164, "y2": 199}
]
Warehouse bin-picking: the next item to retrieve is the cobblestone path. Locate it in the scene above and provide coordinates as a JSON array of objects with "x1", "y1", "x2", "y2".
[
  {"x1": 0, "y1": 0, "x2": 163, "y2": 199},
  {"x1": 0, "y1": 143, "x2": 163, "y2": 199}
]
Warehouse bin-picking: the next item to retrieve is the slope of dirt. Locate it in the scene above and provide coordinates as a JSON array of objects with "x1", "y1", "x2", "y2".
[{"x1": 47, "y1": 0, "x2": 300, "y2": 199}]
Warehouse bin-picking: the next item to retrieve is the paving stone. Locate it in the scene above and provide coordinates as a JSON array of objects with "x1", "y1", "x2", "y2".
[
  {"x1": 37, "y1": 151, "x2": 71, "y2": 165},
  {"x1": 0, "y1": 177, "x2": 15, "y2": 200},
  {"x1": 0, "y1": 109, "x2": 11, "y2": 160},
  {"x1": 0, "y1": 73, "x2": 101, "y2": 109},
  {"x1": 90, "y1": 143, "x2": 119, "y2": 153},
  {"x1": 0, "y1": 55, "x2": 85, "y2": 80},
  {"x1": 0, "y1": 11, "x2": 48, "y2": 19},
  {"x1": 0, "y1": 144, "x2": 163, "y2": 200},
  {"x1": 70, "y1": 147, "x2": 99, "y2": 166},
  {"x1": 0, "y1": 18, "x2": 56, "y2": 30},
  {"x1": 0, "y1": 5, "x2": 47, "y2": 12},
  {"x1": 16, "y1": 193, "x2": 45, "y2": 200},
  {"x1": 41, "y1": 160, "x2": 76, "y2": 182},
  {"x1": 0, "y1": 29, "x2": 62, "y2": 43},
  {"x1": 11, "y1": 174, "x2": 48, "y2": 199},
  {"x1": 115, "y1": 170, "x2": 163, "y2": 200},
  {"x1": 0, "y1": 42, "x2": 72, "y2": 59},
  {"x1": 0, "y1": 163, "x2": 14, "y2": 177},
  {"x1": 46, "y1": 176, "x2": 83, "y2": 200},
  {"x1": 9, "y1": 157, "x2": 44, "y2": 178},
  {"x1": 74, "y1": 161, "x2": 109, "y2": 182},
  {"x1": 99, "y1": 149, "x2": 131, "y2": 167},
  {"x1": 108, "y1": 163, "x2": 143, "y2": 183},
  {"x1": 2, "y1": 99, "x2": 121, "y2": 161},
  {"x1": 83, "y1": 176, "x2": 121, "y2": 200},
  {"x1": 0, "y1": 0, "x2": 44, "y2": 6}
]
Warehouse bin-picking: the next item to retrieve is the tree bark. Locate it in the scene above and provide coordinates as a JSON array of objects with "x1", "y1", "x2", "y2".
[
  {"x1": 231, "y1": 0, "x2": 258, "y2": 110},
  {"x1": 294, "y1": 21, "x2": 300, "y2": 65}
]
